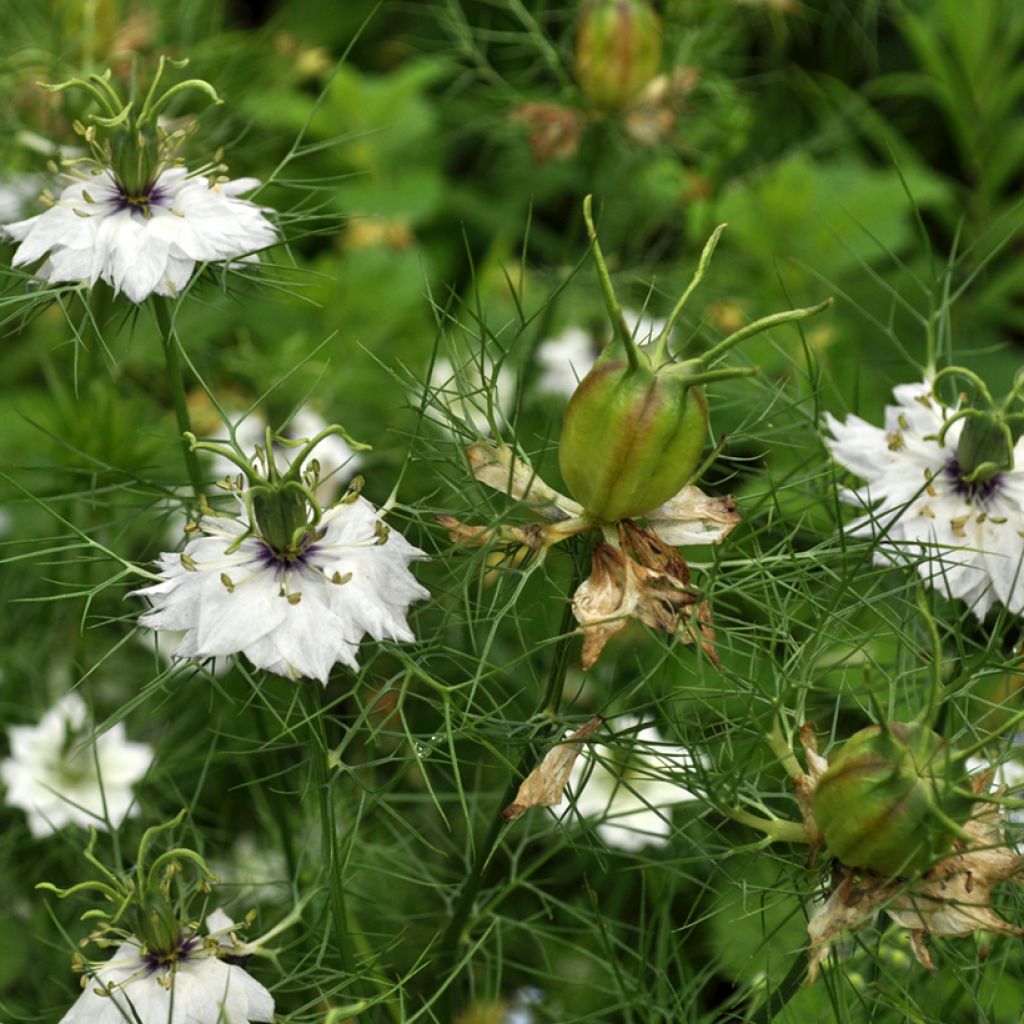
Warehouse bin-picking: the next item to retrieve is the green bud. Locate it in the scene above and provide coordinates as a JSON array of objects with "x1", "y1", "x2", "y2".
[
  {"x1": 574, "y1": 0, "x2": 662, "y2": 110},
  {"x1": 812, "y1": 722, "x2": 973, "y2": 877},
  {"x1": 110, "y1": 125, "x2": 161, "y2": 202},
  {"x1": 559, "y1": 350, "x2": 707, "y2": 522}
]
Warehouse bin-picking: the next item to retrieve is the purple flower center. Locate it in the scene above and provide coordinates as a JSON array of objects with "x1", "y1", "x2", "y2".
[
  {"x1": 256, "y1": 537, "x2": 321, "y2": 569},
  {"x1": 944, "y1": 457, "x2": 1004, "y2": 502},
  {"x1": 114, "y1": 181, "x2": 169, "y2": 215},
  {"x1": 141, "y1": 934, "x2": 201, "y2": 974}
]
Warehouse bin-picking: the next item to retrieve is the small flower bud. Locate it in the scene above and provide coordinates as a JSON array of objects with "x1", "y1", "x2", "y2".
[
  {"x1": 812, "y1": 722, "x2": 974, "y2": 877},
  {"x1": 574, "y1": 0, "x2": 663, "y2": 110}
]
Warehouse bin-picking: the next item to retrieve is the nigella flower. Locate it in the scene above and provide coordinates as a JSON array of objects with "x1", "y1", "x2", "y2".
[
  {"x1": 1, "y1": 692, "x2": 151, "y2": 837},
  {"x1": 60, "y1": 911, "x2": 273, "y2": 1024},
  {"x1": 566, "y1": 716, "x2": 705, "y2": 851},
  {"x1": 131, "y1": 427, "x2": 428, "y2": 684},
  {"x1": 2, "y1": 60, "x2": 276, "y2": 303},
  {"x1": 825, "y1": 377, "x2": 1024, "y2": 618},
  {"x1": 4, "y1": 165, "x2": 276, "y2": 303}
]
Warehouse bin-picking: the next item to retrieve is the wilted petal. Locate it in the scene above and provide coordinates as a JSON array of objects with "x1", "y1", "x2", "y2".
[
  {"x1": 646, "y1": 485, "x2": 741, "y2": 546},
  {"x1": 502, "y1": 716, "x2": 605, "y2": 821}
]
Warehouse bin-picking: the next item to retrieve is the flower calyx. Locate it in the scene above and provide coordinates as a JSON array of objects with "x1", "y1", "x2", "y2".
[
  {"x1": 557, "y1": 196, "x2": 831, "y2": 523},
  {"x1": 932, "y1": 366, "x2": 1024, "y2": 486}
]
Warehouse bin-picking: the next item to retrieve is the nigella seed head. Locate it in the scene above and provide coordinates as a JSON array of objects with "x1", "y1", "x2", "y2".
[{"x1": 945, "y1": 457, "x2": 1004, "y2": 502}]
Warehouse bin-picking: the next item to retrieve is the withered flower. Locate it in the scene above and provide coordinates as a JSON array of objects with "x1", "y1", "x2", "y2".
[{"x1": 440, "y1": 440, "x2": 739, "y2": 667}]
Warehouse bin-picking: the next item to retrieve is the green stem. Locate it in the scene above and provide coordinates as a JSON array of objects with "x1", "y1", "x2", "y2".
[
  {"x1": 153, "y1": 298, "x2": 205, "y2": 498},
  {"x1": 436, "y1": 554, "x2": 584, "y2": 1018},
  {"x1": 748, "y1": 951, "x2": 808, "y2": 1023},
  {"x1": 723, "y1": 806, "x2": 810, "y2": 844},
  {"x1": 303, "y1": 688, "x2": 359, "y2": 978}
]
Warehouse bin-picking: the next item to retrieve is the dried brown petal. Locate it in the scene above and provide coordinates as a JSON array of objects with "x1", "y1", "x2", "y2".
[
  {"x1": 572, "y1": 531, "x2": 717, "y2": 669},
  {"x1": 465, "y1": 441, "x2": 583, "y2": 521},
  {"x1": 502, "y1": 716, "x2": 605, "y2": 821},
  {"x1": 510, "y1": 103, "x2": 587, "y2": 163},
  {"x1": 645, "y1": 485, "x2": 741, "y2": 547}
]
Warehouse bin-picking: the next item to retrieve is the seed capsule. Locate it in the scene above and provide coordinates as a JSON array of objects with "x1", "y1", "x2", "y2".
[
  {"x1": 812, "y1": 722, "x2": 973, "y2": 877},
  {"x1": 558, "y1": 352, "x2": 707, "y2": 522}
]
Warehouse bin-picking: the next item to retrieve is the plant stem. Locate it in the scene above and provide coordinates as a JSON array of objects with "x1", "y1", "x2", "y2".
[
  {"x1": 436, "y1": 554, "x2": 584, "y2": 1017},
  {"x1": 303, "y1": 688, "x2": 359, "y2": 979},
  {"x1": 153, "y1": 297, "x2": 204, "y2": 498}
]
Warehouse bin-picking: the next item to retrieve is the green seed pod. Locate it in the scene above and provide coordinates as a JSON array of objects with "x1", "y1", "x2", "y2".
[
  {"x1": 558, "y1": 352, "x2": 708, "y2": 522},
  {"x1": 812, "y1": 722, "x2": 974, "y2": 877},
  {"x1": 251, "y1": 482, "x2": 315, "y2": 558},
  {"x1": 574, "y1": 0, "x2": 662, "y2": 110},
  {"x1": 559, "y1": 195, "x2": 831, "y2": 525}
]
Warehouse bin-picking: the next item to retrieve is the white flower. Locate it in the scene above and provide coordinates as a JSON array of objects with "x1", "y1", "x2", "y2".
[
  {"x1": 213, "y1": 406, "x2": 362, "y2": 501},
  {"x1": 132, "y1": 496, "x2": 428, "y2": 684},
  {"x1": 60, "y1": 914, "x2": 272, "y2": 1024},
  {"x1": 1, "y1": 693, "x2": 151, "y2": 837},
  {"x1": 533, "y1": 308, "x2": 670, "y2": 398},
  {"x1": 534, "y1": 326, "x2": 596, "y2": 397},
  {"x1": 4, "y1": 167, "x2": 276, "y2": 302},
  {"x1": 566, "y1": 716, "x2": 704, "y2": 851},
  {"x1": 825, "y1": 379, "x2": 1024, "y2": 618}
]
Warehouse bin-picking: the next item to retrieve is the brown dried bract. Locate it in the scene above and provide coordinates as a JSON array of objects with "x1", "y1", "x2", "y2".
[
  {"x1": 622, "y1": 67, "x2": 700, "y2": 147},
  {"x1": 646, "y1": 486, "x2": 741, "y2": 547},
  {"x1": 502, "y1": 716, "x2": 605, "y2": 821},
  {"x1": 572, "y1": 523, "x2": 719, "y2": 669},
  {"x1": 465, "y1": 441, "x2": 584, "y2": 521},
  {"x1": 510, "y1": 102, "x2": 587, "y2": 163}
]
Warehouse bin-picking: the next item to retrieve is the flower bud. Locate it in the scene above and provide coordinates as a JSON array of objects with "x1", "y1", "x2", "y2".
[
  {"x1": 574, "y1": 0, "x2": 662, "y2": 110},
  {"x1": 558, "y1": 352, "x2": 708, "y2": 522},
  {"x1": 812, "y1": 722, "x2": 973, "y2": 877}
]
